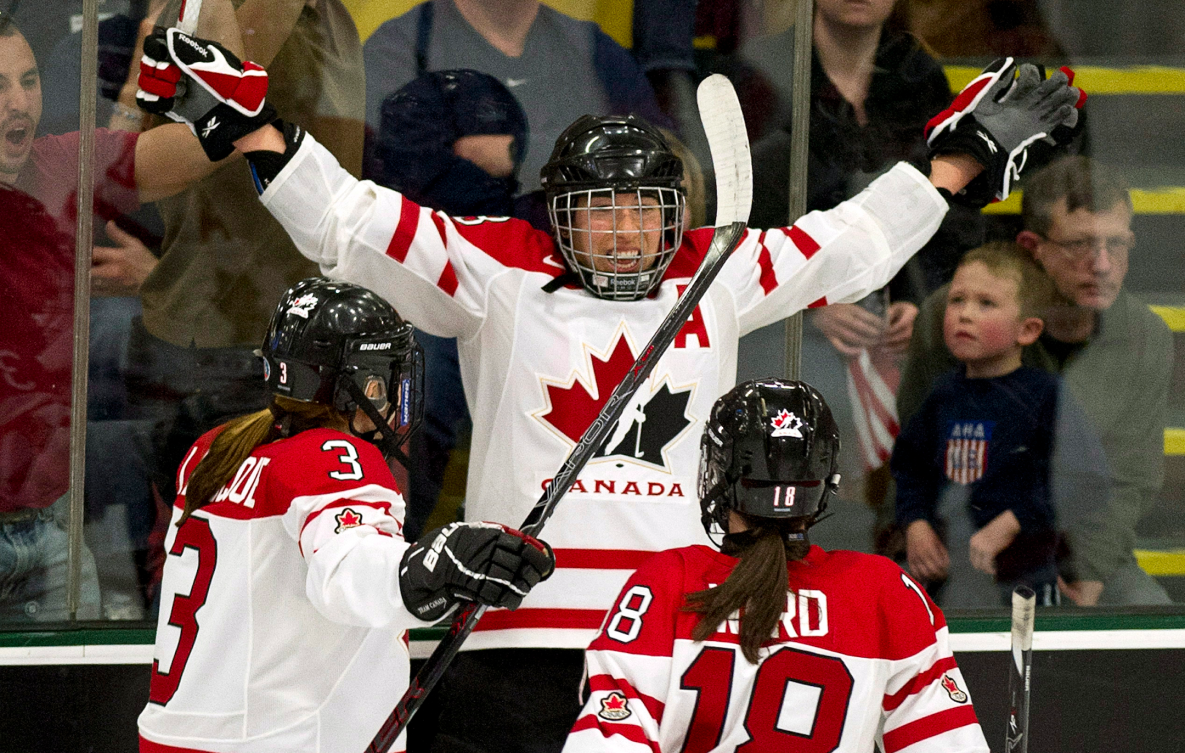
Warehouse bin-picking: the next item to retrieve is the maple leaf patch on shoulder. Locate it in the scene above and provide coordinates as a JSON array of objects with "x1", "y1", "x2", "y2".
[
  {"x1": 334, "y1": 508, "x2": 364, "y2": 534},
  {"x1": 598, "y1": 691, "x2": 632, "y2": 721},
  {"x1": 940, "y1": 673, "x2": 968, "y2": 703}
]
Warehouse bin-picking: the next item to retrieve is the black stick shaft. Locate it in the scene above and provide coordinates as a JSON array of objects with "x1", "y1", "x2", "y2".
[
  {"x1": 1005, "y1": 585, "x2": 1036, "y2": 753},
  {"x1": 364, "y1": 221, "x2": 747, "y2": 753}
]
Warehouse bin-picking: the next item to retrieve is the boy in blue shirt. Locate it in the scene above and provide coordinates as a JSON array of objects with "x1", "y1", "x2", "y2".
[{"x1": 893, "y1": 242, "x2": 1061, "y2": 605}]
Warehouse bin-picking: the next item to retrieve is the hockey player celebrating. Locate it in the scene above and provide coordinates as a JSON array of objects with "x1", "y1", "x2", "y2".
[
  {"x1": 564, "y1": 379, "x2": 989, "y2": 752},
  {"x1": 137, "y1": 278, "x2": 554, "y2": 753},
  {"x1": 136, "y1": 29, "x2": 1079, "y2": 752}
]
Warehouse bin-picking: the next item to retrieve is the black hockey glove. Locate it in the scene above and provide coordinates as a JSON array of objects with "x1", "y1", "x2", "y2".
[
  {"x1": 399, "y1": 522, "x2": 556, "y2": 623},
  {"x1": 926, "y1": 58, "x2": 1085, "y2": 207},
  {"x1": 136, "y1": 27, "x2": 277, "y2": 161}
]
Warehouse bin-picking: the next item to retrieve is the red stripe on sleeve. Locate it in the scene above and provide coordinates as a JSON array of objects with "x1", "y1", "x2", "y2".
[
  {"x1": 472, "y1": 607, "x2": 607, "y2": 632},
  {"x1": 807, "y1": 296, "x2": 828, "y2": 309},
  {"x1": 882, "y1": 706, "x2": 980, "y2": 753},
  {"x1": 570, "y1": 715, "x2": 662, "y2": 753},
  {"x1": 553, "y1": 549, "x2": 657, "y2": 570},
  {"x1": 386, "y1": 195, "x2": 421, "y2": 263},
  {"x1": 437, "y1": 260, "x2": 459, "y2": 295},
  {"x1": 589, "y1": 674, "x2": 666, "y2": 724},
  {"x1": 788, "y1": 225, "x2": 821, "y2": 259},
  {"x1": 882, "y1": 656, "x2": 959, "y2": 711},
  {"x1": 431, "y1": 212, "x2": 449, "y2": 246},
  {"x1": 757, "y1": 242, "x2": 778, "y2": 295}
]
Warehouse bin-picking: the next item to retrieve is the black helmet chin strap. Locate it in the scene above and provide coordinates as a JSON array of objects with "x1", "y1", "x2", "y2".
[{"x1": 342, "y1": 378, "x2": 414, "y2": 468}]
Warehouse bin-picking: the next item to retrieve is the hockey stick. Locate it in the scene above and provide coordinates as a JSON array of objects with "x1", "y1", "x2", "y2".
[
  {"x1": 176, "y1": 0, "x2": 203, "y2": 34},
  {"x1": 1005, "y1": 585, "x2": 1037, "y2": 752},
  {"x1": 364, "y1": 74, "x2": 752, "y2": 753}
]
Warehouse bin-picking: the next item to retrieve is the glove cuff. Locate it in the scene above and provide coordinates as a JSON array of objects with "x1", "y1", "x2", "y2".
[{"x1": 194, "y1": 100, "x2": 278, "y2": 161}]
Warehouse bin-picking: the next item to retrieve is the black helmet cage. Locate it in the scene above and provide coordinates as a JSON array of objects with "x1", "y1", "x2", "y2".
[
  {"x1": 698, "y1": 379, "x2": 842, "y2": 546},
  {"x1": 259, "y1": 279, "x2": 425, "y2": 461},
  {"x1": 542, "y1": 115, "x2": 686, "y2": 301}
]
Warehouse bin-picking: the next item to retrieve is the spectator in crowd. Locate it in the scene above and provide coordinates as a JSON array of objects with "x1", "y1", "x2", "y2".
[
  {"x1": 361, "y1": 0, "x2": 669, "y2": 199},
  {"x1": 372, "y1": 69, "x2": 529, "y2": 540},
  {"x1": 893, "y1": 243, "x2": 1062, "y2": 607},
  {"x1": 0, "y1": 16, "x2": 227, "y2": 621},
  {"x1": 897, "y1": 156, "x2": 1174, "y2": 606},
  {"x1": 735, "y1": 0, "x2": 983, "y2": 525},
  {"x1": 120, "y1": 0, "x2": 365, "y2": 582},
  {"x1": 0, "y1": 185, "x2": 101, "y2": 622},
  {"x1": 905, "y1": 0, "x2": 1066, "y2": 59}
]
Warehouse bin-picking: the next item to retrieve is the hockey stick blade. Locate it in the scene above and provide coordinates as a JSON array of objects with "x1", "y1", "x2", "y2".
[
  {"x1": 698, "y1": 74, "x2": 752, "y2": 227},
  {"x1": 177, "y1": 0, "x2": 203, "y2": 35},
  {"x1": 1005, "y1": 585, "x2": 1036, "y2": 753},
  {"x1": 364, "y1": 74, "x2": 752, "y2": 753}
]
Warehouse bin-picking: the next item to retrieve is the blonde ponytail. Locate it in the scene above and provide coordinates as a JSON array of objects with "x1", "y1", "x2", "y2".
[{"x1": 178, "y1": 396, "x2": 345, "y2": 524}]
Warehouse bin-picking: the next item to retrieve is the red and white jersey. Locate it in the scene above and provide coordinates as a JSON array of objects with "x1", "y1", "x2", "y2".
[
  {"x1": 565, "y1": 546, "x2": 989, "y2": 753},
  {"x1": 259, "y1": 134, "x2": 948, "y2": 649},
  {"x1": 138, "y1": 428, "x2": 425, "y2": 753}
]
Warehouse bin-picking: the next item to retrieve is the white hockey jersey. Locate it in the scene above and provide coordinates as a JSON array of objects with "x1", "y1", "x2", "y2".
[
  {"x1": 259, "y1": 134, "x2": 947, "y2": 650},
  {"x1": 138, "y1": 427, "x2": 425, "y2": 753},
  {"x1": 564, "y1": 545, "x2": 990, "y2": 753}
]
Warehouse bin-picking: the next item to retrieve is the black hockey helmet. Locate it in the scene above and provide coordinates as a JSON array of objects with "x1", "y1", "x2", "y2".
[
  {"x1": 540, "y1": 114, "x2": 685, "y2": 301},
  {"x1": 259, "y1": 278, "x2": 424, "y2": 461},
  {"x1": 698, "y1": 379, "x2": 841, "y2": 542}
]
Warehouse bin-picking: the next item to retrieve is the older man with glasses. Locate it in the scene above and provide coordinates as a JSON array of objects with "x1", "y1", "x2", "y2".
[{"x1": 895, "y1": 155, "x2": 1173, "y2": 607}]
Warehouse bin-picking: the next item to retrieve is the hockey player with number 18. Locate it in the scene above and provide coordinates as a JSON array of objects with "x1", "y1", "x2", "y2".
[
  {"x1": 565, "y1": 380, "x2": 989, "y2": 752},
  {"x1": 136, "y1": 29, "x2": 1077, "y2": 751}
]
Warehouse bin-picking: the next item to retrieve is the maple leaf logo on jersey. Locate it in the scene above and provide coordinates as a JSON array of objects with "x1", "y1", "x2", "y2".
[
  {"x1": 537, "y1": 331, "x2": 693, "y2": 470},
  {"x1": 287, "y1": 294, "x2": 319, "y2": 319},
  {"x1": 598, "y1": 691, "x2": 632, "y2": 721},
  {"x1": 334, "y1": 508, "x2": 364, "y2": 534},
  {"x1": 941, "y1": 673, "x2": 968, "y2": 703},
  {"x1": 771, "y1": 409, "x2": 805, "y2": 438}
]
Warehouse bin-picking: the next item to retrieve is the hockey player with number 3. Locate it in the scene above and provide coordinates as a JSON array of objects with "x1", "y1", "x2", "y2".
[
  {"x1": 136, "y1": 25, "x2": 1080, "y2": 751},
  {"x1": 565, "y1": 379, "x2": 989, "y2": 753},
  {"x1": 137, "y1": 279, "x2": 554, "y2": 753}
]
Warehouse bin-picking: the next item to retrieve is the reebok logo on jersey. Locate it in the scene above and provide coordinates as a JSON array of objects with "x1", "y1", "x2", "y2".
[
  {"x1": 334, "y1": 508, "x2": 363, "y2": 533},
  {"x1": 941, "y1": 673, "x2": 968, "y2": 703},
  {"x1": 598, "y1": 691, "x2": 632, "y2": 721},
  {"x1": 771, "y1": 409, "x2": 805, "y2": 438},
  {"x1": 202, "y1": 117, "x2": 220, "y2": 137},
  {"x1": 976, "y1": 129, "x2": 998, "y2": 154}
]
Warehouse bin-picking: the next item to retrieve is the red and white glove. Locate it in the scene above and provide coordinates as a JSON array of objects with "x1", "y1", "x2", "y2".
[
  {"x1": 926, "y1": 58, "x2": 1086, "y2": 206},
  {"x1": 399, "y1": 522, "x2": 555, "y2": 623},
  {"x1": 137, "y1": 27, "x2": 276, "y2": 160}
]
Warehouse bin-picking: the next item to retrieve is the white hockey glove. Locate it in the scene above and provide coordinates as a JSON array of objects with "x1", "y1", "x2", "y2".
[
  {"x1": 399, "y1": 522, "x2": 556, "y2": 623},
  {"x1": 926, "y1": 58, "x2": 1086, "y2": 207},
  {"x1": 136, "y1": 27, "x2": 277, "y2": 161}
]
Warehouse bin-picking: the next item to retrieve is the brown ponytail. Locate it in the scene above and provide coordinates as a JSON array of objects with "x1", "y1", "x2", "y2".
[
  {"x1": 178, "y1": 396, "x2": 345, "y2": 524},
  {"x1": 685, "y1": 517, "x2": 810, "y2": 664}
]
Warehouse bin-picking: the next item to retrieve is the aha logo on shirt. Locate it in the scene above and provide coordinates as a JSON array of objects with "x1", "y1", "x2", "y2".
[
  {"x1": 598, "y1": 691, "x2": 632, "y2": 721},
  {"x1": 334, "y1": 508, "x2": 363, "y2": 533}
]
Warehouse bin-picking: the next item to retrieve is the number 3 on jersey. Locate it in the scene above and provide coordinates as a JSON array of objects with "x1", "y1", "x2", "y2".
[
  {"x1": 323, "y1": 439, "x2": 364, "y2": 480},
  {"x1": 149, "y1": 516, "x2": 218, "y2": 705}
]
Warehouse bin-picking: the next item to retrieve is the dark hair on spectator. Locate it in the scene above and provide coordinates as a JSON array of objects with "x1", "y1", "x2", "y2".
[
  {"x1": 1022, "y1": 156, "x2": 1132, "y2": 238},
  {"x1": 958, "y1": 241, "x2": 1056, "y2": 319}
]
